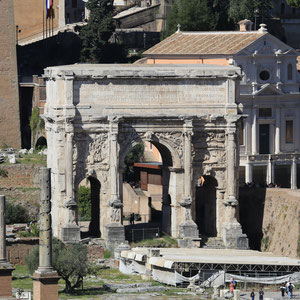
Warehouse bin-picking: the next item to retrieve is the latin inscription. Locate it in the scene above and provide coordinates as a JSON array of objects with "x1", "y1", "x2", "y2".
[{"x1": 76, "y1": 79, "x2": 226, "y2": 106}]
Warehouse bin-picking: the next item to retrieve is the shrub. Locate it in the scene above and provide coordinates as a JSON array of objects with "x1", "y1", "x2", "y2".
[
  {"x1": 6, "y1": 202, "x2": 30, "y2": 224},
  {"x1": 19, "y1": 223, "x2": 39, "y2": 237},
  {"x1": 26, "y1": 239, "x2": 89, "y2": 293},
  {"x1": 78, "y1": 186, "x2": 91, "y2": 221},
  {"x1": 0, "y1": 168, "x2": 8, "y2": 178}
]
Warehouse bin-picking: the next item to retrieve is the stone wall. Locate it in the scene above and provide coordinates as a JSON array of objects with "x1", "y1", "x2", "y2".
[
  {"x1": 0, "y1": 0, "x2": 21, "y2": 148},
  {"x1": 7, "y1": 238, "x2": 39, "y2": 265},
  {"x1": 0, "y1": 164, "x2": 40, "y2": 188},
  {"x1": 239, "y1": 188, "x2": 300, "y2": 257}
]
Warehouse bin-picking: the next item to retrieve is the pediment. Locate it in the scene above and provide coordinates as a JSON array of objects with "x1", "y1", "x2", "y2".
[{"x1": 253, "y1": 84, "x2": 284, "y2": 96}]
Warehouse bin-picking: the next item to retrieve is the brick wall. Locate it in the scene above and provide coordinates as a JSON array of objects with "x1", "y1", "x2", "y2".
[{"x1": 0, "y1": 0, "x2": 21, "y2": 148}]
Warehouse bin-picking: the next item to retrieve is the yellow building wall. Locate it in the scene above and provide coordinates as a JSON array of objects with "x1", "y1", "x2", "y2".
[
  {"x1": 14, "y1": 0, "x2": 59, "y2": 42},
  {"x1": 146, "y1": 57, "x2": 229, "y2": 66}
]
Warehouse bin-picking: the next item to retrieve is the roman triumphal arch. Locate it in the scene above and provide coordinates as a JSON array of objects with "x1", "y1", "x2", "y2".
[{"x1": 43, "y1": 64, "x2": 248, "y2": 250}]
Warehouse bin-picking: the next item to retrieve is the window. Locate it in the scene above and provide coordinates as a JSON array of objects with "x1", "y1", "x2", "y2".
[
  {"x1": 239, "y1": 120, "x2": 244, "y2": 145},
  {"x1": 259, "y1": 70, "x2": 270, "y2": 81},
  {"x1": 288, "y1": 64, "x2": 293, "y2": 80},
  {"x1": 259, "y1": 108, "x2": 272, "y2": 117},
  {"x1": 286, "y1": 120, "x2": 293, "y2": 143},
  {"x1": 72, "y1": 0, "x2": 77, "y2": 8}
]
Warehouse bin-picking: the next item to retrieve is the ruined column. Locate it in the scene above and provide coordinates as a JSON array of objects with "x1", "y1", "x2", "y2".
[
  {"x1": 105, "y1": 116, "x2": 125, "y2": 255},
  {"x1": 0, "y1": 195, "x2": 14, "y2": 299},
  {"x1": 275, "y1": 107, "x2": 281, "y2": 154},
  {"x1": 222, "y1": 118, "x2": 248, "y2": 249},
  {"x1": 32, "y1": 168, "x2": 60, "y2": 300},
  {"x1": 291, "y1": 158, "x2": 297, "y2": 190},
  {"x1": 61, "y1": 120, "x2": 80, "y2": 242},
  {"x1": 178, "y1": 119, "x2": 199, "y2": 247}
]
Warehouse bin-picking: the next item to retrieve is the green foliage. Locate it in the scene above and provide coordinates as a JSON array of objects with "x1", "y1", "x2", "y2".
[
  {"x1": 19, "y1": 223, "x2": 40, "y2": 237},
  {"x1": 103, "y1": 249, "x2": 111, "y2": 259},
  {"x1": 79, "y1": 0, "x2": 127, "y2": 63},
  {"x1": 26, "y1": 239, "x2": 89, "y2": 293},
  {"x1": 123, "y1": 143, "x2": 144, "y2": 182},
  {"x1": 229, "y1": 0, "x2": 273, "y2": 25},
  {"x1": 30, "y1": 107, "x2": 44, "y2": 133},
  {"x1": 0, "y1": 168, "x2": 8, "y2": 178},
  {"x1": 1, "y1": 142, "x2": 10, "y2": 150},
  {"x1": 131, "y1": 235, "x2": 178, "y2": 248},
  {"x1": 162, "y1": 0, "x2": 217, "y2": 38},
  {"x1": 6, "y1": 202, "x2": 30, "y2": 224},
  {"x1": 287, "y1": 0, "x2": 300, "y2": 7},
  {"x1": 78, "y1": 186, "x2": 91, "y2": 221}
]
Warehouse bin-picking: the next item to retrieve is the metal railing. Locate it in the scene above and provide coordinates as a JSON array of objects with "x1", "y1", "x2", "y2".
[{"x1": 126, "y1": 227, "x2": 160, "y2": 242}]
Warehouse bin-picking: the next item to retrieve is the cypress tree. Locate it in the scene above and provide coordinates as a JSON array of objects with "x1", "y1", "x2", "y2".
[{"x1": 286, "y1": 0, "x2": 300, "y2": 7}]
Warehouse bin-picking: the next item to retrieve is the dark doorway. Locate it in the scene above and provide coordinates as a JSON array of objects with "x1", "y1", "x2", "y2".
[
  {"x1": 259, "y1": 124, "x2": 270, "y2": 154},
  {"x1": 35, "y1": 136, "x2": 47, "y2": 149},
  {"x1": 78, "y1": 177, "x2": 101, "y2": 238},
  {"x1": 274, "y1": 165, "x2": 291, "y2": 188},
  {"x1": 196, "y1": 176, "x2": 217, "y2": 237}
]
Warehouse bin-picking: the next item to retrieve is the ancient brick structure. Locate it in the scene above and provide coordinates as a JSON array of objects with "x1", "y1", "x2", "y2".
[{"x1": 0, "y1": 0, "x2": 21, "y2": 148}]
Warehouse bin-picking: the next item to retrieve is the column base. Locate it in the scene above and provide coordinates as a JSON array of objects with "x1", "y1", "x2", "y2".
[
  {"x1": 0, "y1": 264, "x2": 14, "y2": 299},
  {"x1": 61, "y1": 223, "x2": 80, "y2": 243},
  {"x1": 32, "y1": 271, "x2": 60, "y2": 300},
  {"x1": 105, "y1": 223, "x2": 126, "y2": 256},
  {"x1": 222, "y1": 222, "x2": 249, "y2": 250},
  {"x1": 177, "y1": 221, "x2": 200, "y2": 248}
]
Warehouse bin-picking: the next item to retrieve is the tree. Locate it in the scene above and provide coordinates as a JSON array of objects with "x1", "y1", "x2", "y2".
[
  {"x1": 123, "y1": 143, "x2": 144, "y2": 182},
  {"x1": 78, "y1": 186, "x2": 91, "y2": 221},
  {"x1": 229, "y1": 0, "x2": 273, "y2": 25},
  {"x1": 79, "y1": 0, "x2": 126, "y2": 63},
  {"x1": 26, "y1": 239, "x2": 89, "y2": 293},
  {"x1": 286, "y1": 0, "x2": 300, "y2": 7},
  {"x1": 162, "y1": 0, "x2": 217, "y2": 38}
]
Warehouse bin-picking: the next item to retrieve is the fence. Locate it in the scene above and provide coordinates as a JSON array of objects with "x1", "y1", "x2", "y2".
[{"x1": 126, "y1": 227, "x2": 160, "y2": 242}]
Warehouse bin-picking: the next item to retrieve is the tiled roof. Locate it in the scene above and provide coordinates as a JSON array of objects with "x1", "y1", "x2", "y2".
[{"x1": 143, "y1": 31, "x2": 267, "y2": 56}]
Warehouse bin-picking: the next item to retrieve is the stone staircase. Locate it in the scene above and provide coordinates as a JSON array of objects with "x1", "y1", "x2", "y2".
[{"x1": 202, "y1": 237, "x2": 225, "y2": 249}]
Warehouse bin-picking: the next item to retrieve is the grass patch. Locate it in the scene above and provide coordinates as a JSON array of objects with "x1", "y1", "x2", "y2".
[
  {"x1": 18, "y1": 153, "x2": 47, "y2": 166},
  {"x1": 131, "y1": 235, "x2": 178, "y2": 248}
]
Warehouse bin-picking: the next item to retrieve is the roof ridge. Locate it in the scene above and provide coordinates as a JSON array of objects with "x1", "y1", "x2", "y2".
[{"x1": 181, "y1": 31, "x2": 266, "y2": 35}]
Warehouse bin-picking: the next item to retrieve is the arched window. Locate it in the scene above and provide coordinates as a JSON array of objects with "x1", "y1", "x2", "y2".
[
  {"x1": 281, "y1": 3, "x2": 285, "y2": 15},
  {"x1": 287, "y1": 64, "x2": 293, "y2": 80}
]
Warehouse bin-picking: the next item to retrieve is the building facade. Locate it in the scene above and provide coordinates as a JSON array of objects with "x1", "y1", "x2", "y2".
[{"x1": 142, "y1": 22, "x2": 300, "y2": 189}]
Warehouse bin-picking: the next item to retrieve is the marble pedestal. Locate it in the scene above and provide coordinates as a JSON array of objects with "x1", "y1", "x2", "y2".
[
  {"x1": 222, "y1": 222, "x2": 249, "y2": 249},
  {"x1": 32, "y1": 271, "x2": 60, "y2": 300},
  {"x1": 178, "y1": 221, "x2": 200, "y2": 248},
  {"x1": 61, "y1": 224, "x2": 80, "y2": 243},
  {"x1": 0, "y1": 263, "x2": 15, "y2": 299},
  {"x1": 105, "y1": 223, "x2": 126, "y2": 256}
]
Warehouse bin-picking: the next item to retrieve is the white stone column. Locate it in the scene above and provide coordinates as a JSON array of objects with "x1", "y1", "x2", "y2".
[
  {"x1": 291, "y1": 159, "x2": 297, "y2": 190},
  {"x1": 109, "y1": 117, "x2": 122, "y2": 223},
  {"x1": 245, "y1": 158, "x2": 253, "y2": 183},
  {"x1": 275, "y1": 107, "x2": 281, "y2": 154},
  {"x1": 178, "y1": 119, "x2": 199, "y2": 243},
  {"x1": 251, "y1": 107, "x2": 257, "y2": 154},
  {"x1": 222, "y1": 117, "x2": 248, "y2": 250},
  {"x1": 245, "y1": 113, "x2": 252, "y2": 154},
  {"x1": 267, "y1": 155, "x2": 274, "y2": 185},
  {"x1": 61, "y1": 120, "x2": 80, "y2": 242}
]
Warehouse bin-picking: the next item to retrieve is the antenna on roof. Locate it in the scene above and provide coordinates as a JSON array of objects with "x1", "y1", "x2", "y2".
[{"x1": 177, "y1": 24, "x2": 181, "y2": 33}]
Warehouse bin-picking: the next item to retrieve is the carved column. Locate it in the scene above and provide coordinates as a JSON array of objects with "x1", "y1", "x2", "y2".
[
  {"x1": 251, "y1": 107, "x2": 257, "y2": 154},
  {"x1": 245, "y1": 157, "x2": 253, "y2": 184},
  {"x1": 178, "y1": 119, "x2": 199, "y2": 247},
  {"x1": 222, "y1": 118, "x2": 248, "y2": 250},
  {"x1": 61, "y1": 120, "x2": 80, "y2": 242},
  {"x1": 105, "y1": 116, "x2": 125, "y2": 255}
]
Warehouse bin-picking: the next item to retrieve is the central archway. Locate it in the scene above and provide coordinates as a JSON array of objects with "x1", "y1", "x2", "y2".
[{"x1": 120, "y1": 138, "x2": 176, "y2": 240}]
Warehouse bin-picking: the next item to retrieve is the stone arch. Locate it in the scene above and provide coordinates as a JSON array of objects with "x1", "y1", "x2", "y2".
[
  {"x1": 76, "y1": 173, "x2": 101, "y2": 238},
  {"x1": 119, "y1": 135, "x2": 182, "y2": 170},
  {"x1": 195, "y1": 175, "x2": 218, "y2": 237},
  {"x1": 119, "y1": 134, "x2": 181, "y2": 236},
  {"x1": 35, "y1": 136, "x2": 47, "y2": 149}
]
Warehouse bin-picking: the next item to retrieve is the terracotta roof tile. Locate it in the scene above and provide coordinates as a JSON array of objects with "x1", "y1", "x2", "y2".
[{"x1": 143, "y1": 31, "x2": 267, "y2": 56}]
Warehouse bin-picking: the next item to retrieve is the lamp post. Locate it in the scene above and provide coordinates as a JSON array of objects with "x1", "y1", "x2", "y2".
[{"x1": 254, "y1": 8, "x2": 259, "y2": 30}]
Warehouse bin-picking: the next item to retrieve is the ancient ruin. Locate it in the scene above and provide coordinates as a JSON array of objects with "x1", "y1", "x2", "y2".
[{"x1": 43, "y1": 64, "x2": 248, "y2": 250}]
